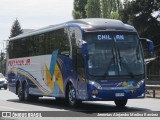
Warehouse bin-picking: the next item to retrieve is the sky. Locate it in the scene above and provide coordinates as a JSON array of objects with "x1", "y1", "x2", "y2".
[{"x1": 0, "y1": 0, "x2": 74, "y2": 52}]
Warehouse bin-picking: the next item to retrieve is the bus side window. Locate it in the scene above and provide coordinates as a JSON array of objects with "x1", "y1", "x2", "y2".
[{"x1": 60, "y1": 28, "x2": 70, "y2": 56}]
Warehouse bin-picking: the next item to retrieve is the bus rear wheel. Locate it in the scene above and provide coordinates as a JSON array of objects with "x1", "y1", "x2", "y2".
[
  {"x1": 114, "y1": 99, "x2": 127, "y2": 108},
  {"x1": 24, "y1": 83, "x2": 31, "y2": 101},
  {"x1": 4, "y1": 86, "x2": 7, "y2": 90},
  {"x1": 18, "y1": 83, "x2": 24, "y2": 101},
  {"x1": 24, "y1": 83, "x2": 39, "y2": 101}
]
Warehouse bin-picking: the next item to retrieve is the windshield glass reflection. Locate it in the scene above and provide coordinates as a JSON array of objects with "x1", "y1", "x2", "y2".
[{"x1": 85, "y1": 32, "x2": 144, "y2": 78}]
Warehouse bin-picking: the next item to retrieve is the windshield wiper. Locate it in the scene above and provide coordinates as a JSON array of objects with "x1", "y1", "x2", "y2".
[
  {"x1": 103, "y1": 38, "x2": 121, "y2": 77},
  {"x1": 136, "y1": 45, "x2": 140, "y2": 60},
  {"x1": 114, "y1": 38, "x2": 122, "y2": 72},
  {"x1": 103, "y1": 48, "x2": 116, "y2": 77},
  {"x1": 117, "y1": 48, "x2": 134, "y2": 78}
]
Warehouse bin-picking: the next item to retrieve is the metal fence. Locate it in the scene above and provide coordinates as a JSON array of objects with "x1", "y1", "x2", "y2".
[{"x1": 147, "y1": 58, "x2": 160, "y2": 82}]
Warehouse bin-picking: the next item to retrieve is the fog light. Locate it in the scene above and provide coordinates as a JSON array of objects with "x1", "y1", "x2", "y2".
[{"x1": 92, "y1": 90, "x2": 98, "y2": 94}]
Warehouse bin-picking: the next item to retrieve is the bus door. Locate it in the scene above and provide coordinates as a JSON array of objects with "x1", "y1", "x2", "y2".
[
  {"x1": 76, "y1": 48, "x2": 88, "y2": 100},
  {"x1": 68, "y1": 26, "x2": 88, "y2": 100}
]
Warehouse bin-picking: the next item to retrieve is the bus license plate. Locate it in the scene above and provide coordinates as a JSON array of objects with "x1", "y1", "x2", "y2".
[{"x1": 115, "y1": 93, "x2": 125, "y2": 97}]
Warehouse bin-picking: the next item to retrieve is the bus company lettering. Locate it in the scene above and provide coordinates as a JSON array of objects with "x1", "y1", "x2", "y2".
[
  {"x1": 98, "y1": 35, "x2": 112, "y2": 40},
  {"x1": 8, "y1": 59, "x2": 30, "y2": 66},
  {"x1": 97, "y1": 35, "x2": 124, "y2": 41}
]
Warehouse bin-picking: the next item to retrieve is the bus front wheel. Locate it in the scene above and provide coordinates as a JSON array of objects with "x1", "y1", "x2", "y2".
[
  {"x1": 114, "y1": 99, "x2": 127, "y2": 108},
  {"x1": 67, "y1": 84, "x2": 81, "y2": 107},
  {"x1": 67, "y1": 84, "x2": 76, "y2": 107}
]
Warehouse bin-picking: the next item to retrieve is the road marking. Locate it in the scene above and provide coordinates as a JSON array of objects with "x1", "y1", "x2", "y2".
[{"x1": 0, "y1": 106, "x2": 25, "y2": 111}]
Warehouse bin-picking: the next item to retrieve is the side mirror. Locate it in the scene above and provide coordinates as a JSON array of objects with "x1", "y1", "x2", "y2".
[{"x1": 140, "y1": 38, "x2": 154, "y2": 54}]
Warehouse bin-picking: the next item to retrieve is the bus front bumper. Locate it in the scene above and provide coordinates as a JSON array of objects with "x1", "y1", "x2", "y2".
[
  {"x1": 88, "y1": 88, "x2": 145, "y2": 101},
  {"x1": 87, "y1": 80, "x2": 145, "y2": 101}
]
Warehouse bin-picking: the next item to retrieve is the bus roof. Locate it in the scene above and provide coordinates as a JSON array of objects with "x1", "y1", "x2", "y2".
[
  {"x1": 9, "y1": 18, "x2": 137, "y2": 41},
  {"x1": 67, "y1": 18, "x2": 136, "y2": 32}
]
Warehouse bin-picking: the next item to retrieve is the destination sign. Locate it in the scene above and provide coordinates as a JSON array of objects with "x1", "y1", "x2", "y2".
[{"x1": 97, "y1": 35, "x2": 124, "y2": 41}]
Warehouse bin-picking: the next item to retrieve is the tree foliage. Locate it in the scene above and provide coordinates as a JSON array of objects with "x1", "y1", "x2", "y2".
[
  {"x1": 73, "y1": 0, "x2": 87, "y2": 19},
  {"x1": 72, "y1": 0, "x2": 122, "y2": 19},
  {"x1": 101, "y1": 0, "x2": 122, "y2": 19},
  {"x1": 10, "y1": 19, "x2": 23, "y2": 38},
  {"x1": 86, "y1": 0, "x2": 101, "y2": 18},
  {"x1": 120, "y1": 0, "x2": 160, "y2": 46}
]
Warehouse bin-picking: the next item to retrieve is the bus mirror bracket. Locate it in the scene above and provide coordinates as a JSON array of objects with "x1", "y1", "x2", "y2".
[{"x1": 60, "y1": 51, "x2": 70, "y2": 57}]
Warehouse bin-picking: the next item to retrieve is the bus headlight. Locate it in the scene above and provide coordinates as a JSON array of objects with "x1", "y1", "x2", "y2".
[
  {"x1": 89, "y1": 81, "x2": 102, "y2": 90},
  {"x1": 137, "y1": 80, "x2": 144, "y2": 88}
]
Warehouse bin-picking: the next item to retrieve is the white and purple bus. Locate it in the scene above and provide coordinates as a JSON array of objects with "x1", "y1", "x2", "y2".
[{"x1": 7, "y1": 19, "x2": 151, "y2": 108}]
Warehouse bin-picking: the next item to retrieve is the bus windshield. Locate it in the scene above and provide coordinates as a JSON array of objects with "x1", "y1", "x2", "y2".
[{"x1": 85, "y1": 32, "x2": 144, "y2": 78}]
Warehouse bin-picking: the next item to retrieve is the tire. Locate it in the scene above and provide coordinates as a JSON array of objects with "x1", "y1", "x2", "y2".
[
  {"x1": 18, "y1": 83, "x2": 24, "y2": 101},
  {"x1": 4, "y1": 86, "x2": 7, "y2": 90},
  {"x1": 67, "y1": 84, "x2": 81, "y2": 107},
  {"x1": 24, "y1": 83, "x2": 31, "y2": 101},
  {"x1": 24, "y1": 83, "x2": 38, "y2": 101},
  {"x1": 114, "y1": 99, "x2": 128, "y2": 108}
]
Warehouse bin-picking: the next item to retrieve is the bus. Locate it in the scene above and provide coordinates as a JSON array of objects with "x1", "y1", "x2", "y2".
[{"x1": 7, "y1": 18, "x2": 149, "y2": 108}]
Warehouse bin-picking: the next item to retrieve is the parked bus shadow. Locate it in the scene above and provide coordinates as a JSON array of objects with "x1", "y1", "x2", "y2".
[{"x1": 7, "y1": 97, "x2": 151, "y2": 113}]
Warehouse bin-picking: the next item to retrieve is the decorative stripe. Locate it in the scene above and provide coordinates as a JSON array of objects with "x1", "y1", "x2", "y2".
[
  {"x1": 8, "y1": 68, "x2": 51, "y2": 95},
  {"x1": 50, "y1": 50, "x2": 58, "y2": 76},
  {"x1": 57, "y1": 58, "x2": 63, "y2": 69}
]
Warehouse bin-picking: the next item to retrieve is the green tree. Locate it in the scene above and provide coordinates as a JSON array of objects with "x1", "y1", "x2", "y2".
[
  {"x1": 109, "y1": 12, "x2": 120, "y2": 19},
  {"x1": 10, "y1": 19, "x2": 23, "y2": 38},
  {"x1": 120, "y1": 0, "x2": 160, "y2": 45},
  {"x1": 119, "y1": 0, "x2": 131, "y2": 23},
  {"x1": 0, "y1": 50, "x2": 6, "y2": 75},
  {"x1": 73, "y1": 0, "x2": 87, "y2": 19},
  {"x1": 86, "y1": 0, "x2": 101, "y2": 18},
  {"x1": 101, "y1": 0, "x2": 111, "y2": 18},
  {"x1": 101, "y1": 0, "x2": 122, "y2": 19}
]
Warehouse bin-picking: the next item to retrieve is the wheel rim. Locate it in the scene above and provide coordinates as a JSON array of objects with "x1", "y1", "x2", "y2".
[
  {"x1": 68, "y1": 85, "x2": 76, "y2": 104},
  {"x1": 24, "y1": 84, "x2": 28, "y2": 100}
]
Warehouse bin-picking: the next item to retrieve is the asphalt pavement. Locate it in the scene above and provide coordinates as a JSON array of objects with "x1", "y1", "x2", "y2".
[{"x1": 0, "y1": 88, "x2": 160, "y2": 120}]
